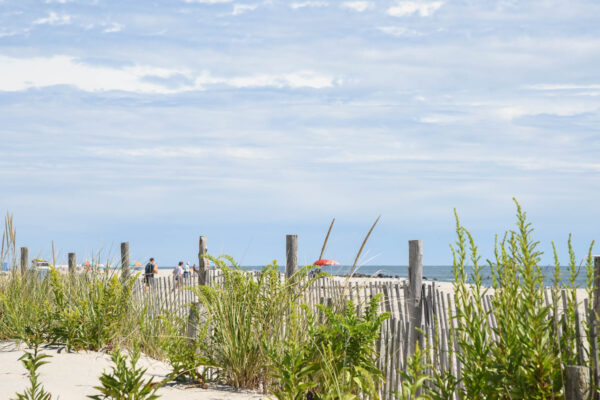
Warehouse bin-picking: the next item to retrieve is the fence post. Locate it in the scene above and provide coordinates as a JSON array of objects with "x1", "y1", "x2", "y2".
[
  {"x1": 20, "y1": 247, "x2": 28, "y2": 275},
  {"x1": 592, "y1": 255, "x2": 600, "y2": 398},
  {"x1": 198, "y1": 236, "x2": 207, "y2": 285},
  {"x1": 408, "y1": 240, "x2": 423, "y2": 357},
  {"x1": 68, "y1": 252, "x2": 76, "y2": 275},
  {"x1": 566, "y1": 365, "x2": 591, "y2": 400},
  {"x1": 187, "y1": 302, "x2": 199, "y2": 341},
  {"x1": 121, "y1": 242, "x2": 130, "y2": 280},
  {"x1": 286, "y1": 234, "x2": 298, "y2": 279}
]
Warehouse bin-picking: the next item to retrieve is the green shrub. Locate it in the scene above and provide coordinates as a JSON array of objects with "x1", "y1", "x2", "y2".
[
  {"x1": 268, "y1": 341, "x2": 317, "y2": 400},
  {"x1": 310, "y1": 296, "x2": 389, "y2": 398},
  {"x1": 160, "y1": 310, "x2": 211, "y2": 384},
  {"x1": 88, "y1": 346, "x2": 161, "y2": 400},
  {"x1": 447, "y1": 199, "x2": 595, "y2": 399},
  {"x1": 0, "y1": 272, "x2": 54, "y2": 348},
  {"x1": 395, "y1": 345, "x2": 430, "y2": 400},
  {"x1": 268, "y1": 295, "x2": 389, "y2": 400},
  {"x1": 191, "y1": 257, "x2": 312, "y2": 389},
  {"x1": 48, "y1": 268, "x2": 137, "y2": 351},
  {"x1": 11, "y1": 344, "x2": 53, "y2": 400}
]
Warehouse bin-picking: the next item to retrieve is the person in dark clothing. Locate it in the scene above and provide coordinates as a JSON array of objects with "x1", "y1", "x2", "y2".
[{"x1": 144, "y1": 257, "x2": 158, "y2": 288}]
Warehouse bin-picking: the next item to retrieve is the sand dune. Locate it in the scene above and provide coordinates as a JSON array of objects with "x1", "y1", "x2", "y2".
[{"x1": 0, "y1": 341, "x2": 265, "y2": 400}]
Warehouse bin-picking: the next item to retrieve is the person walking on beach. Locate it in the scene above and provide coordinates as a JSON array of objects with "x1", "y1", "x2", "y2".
[
  {"x1": 184, "y1": 262, "x2": 190, "y2": 278},
  {"x1": 144, "y1": 258, "x2": 158, "y2": 289},
  {"x1": 192, "y1": 264, "x2": 198, "y2": 277},
  {"x1": 173, "y1": 261, "x2": 184, "y2": 290}
]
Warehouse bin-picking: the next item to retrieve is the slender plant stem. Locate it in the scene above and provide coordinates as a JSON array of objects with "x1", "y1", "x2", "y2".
[{"x1": 319, "y1": 218, "x2": 335, "y2": 261}]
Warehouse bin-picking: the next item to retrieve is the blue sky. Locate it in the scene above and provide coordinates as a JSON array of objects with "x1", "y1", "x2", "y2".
[{"x1": 1, "y1": 0, "x2": 600, "y2": 267}]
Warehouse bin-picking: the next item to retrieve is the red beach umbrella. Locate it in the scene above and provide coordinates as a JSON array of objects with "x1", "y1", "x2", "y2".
[{"x1": 313, "y1": 259, "x2": 339, "y2": 266}]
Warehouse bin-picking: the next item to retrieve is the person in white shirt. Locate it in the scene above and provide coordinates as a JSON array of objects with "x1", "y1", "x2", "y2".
[
  {"x1": 173, "y1": 261, "x2": 184, "y2": 289},
  {"x1": 184, "y1": 262, "x2": 190, "y2": 278}
]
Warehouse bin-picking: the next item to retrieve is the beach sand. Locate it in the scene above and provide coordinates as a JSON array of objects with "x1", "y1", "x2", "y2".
[{"x1": 0, "y1": 341, "x2": 266, "y2": 400}]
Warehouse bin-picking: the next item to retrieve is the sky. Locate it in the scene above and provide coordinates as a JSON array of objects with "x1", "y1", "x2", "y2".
[{"x1": 1, "y1": 0, "x2": 600, "y2": 268}]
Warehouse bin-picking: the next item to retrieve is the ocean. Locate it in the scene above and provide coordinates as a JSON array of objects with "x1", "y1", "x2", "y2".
[{"x1": 158, "y1": 264, "x2": 591, "y2": 287}]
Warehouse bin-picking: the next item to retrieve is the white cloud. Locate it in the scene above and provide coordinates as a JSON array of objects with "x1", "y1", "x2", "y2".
[
  {"x1": 201, "y1": 70, "x2": 336, "y2": 89},
  {"x1": 387, "y1": 1, "x2": 443, "y2": 17},
  {"x1": 103, "y1": 23, "x2": 123, "y2": 33},
  {"x1": 44, "y1": 0, "x2": 72, "y2": 3},
  {"x1": 377, "y1": 26, "x2": 421, "y2": 37},
  {"x1": 185, "y1": 0, "x2": 233, "y2": 3},
  {"x1": 290, "y1": 1, "x2": 328, "y2": 9},
  {"x1": 525, "y1": 84, "x2": 600, "y2": 91},
  {"x1": 0, "y1": 56, "x2": 186, "y2": 94},
  {"x1": 0, "y1": 55, "x2": 336, "y2": 93},
  {"x1": 33, "y1": 12, "x2": 72, "y2": 25},
  {"x1": 0, "y1": 30, "x2": 19, "y2": 38},
  {"x1": 341, "y1": 1, "x2": 372, "y2": 12},
  {"x1": 232, "y1": 3, "x2": 258, "y2": 15},
  {"x1": 89, "y1": 145, "x2": 272, "y2": 161}
]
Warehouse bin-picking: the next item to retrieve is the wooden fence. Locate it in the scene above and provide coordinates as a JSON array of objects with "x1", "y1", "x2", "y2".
[
  {"x1": 129, "y1": 268, "x2": 595, "y2": 399},
  {"x1": 26, "y1": 236, "x2": 596, "y2": 399}
]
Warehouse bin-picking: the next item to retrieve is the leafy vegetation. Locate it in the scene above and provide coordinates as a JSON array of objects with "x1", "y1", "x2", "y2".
[
  {"x1": 88, "y1": 347, "x2": 161, "y2": 400},
  {"x1": 397, "y1": 199, "x2": 596, "y2": 399},
  {"x1": 191, "y1": 256, "x2": 314, "y2": 389},
  {"x1": 4, "y1": 201, "x2": 597, "y2": 399},
  {"x1": 159, "y1": 309, "x2": 211, "y2": 384},
  {"x1": 11, "y1": 344, "x2": 53, "y2": 400},
  {"x1": 267, "y1": 295, "x2": 388, "y2": 400}
]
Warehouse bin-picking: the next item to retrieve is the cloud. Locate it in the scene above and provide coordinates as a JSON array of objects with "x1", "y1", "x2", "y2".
[
  {"x1": 341, "y1": 1, "x2": 372, "y2": 12},
  {"x1": 185, "y1": 0, "x2": 233, "y2": 3},
  {"x1": 0, "y1": 30, "x2": 20, "y2": 38},
  {"x1": 525, "y1": 84, "x2": 600, "y2": 91},
  {"x1": 33, "y1": 12, "x2": 72, "y2": 25},
  {"x1": 44, "y1": 0, "x2": 72, "y2": 3},
  {"x1": 377, "y1": 26, "x2": 421, "y2": 37},
  {"x1": 232, "y1": 3, "x2": 258, "y2": 15},
  {"x1": 0, "y1": 55, "x2": 336, "y2": 93},
  {"x1": 200, "y1": 70, "x2": 336, "y2": 89},
  {"x1": 103, "y1": 23, "x2": 123, "y2": 33},
  {"x1": 387, "y1": 1, "x2": 443, "y2": 17},
  {"x1": 290, "y1": 1, "x2": 328, "y2": 9}
]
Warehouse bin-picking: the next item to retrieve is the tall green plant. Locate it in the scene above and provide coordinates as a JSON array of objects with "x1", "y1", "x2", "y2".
[
  {"x1": 160, "y1": 311, "x2": 211, "y2": 384},
  {"x1": 48, "y1": 268, "x2": 137, "y2": 350},
  {"x1": 487, "y1": 200, "x2": 560, "y2": 398},
  {"x1": 310, "y1": 296, "x2": 389, "y2": 398},
  {"x1": 268, "y1": 295, "x2": 389, "y2": 400},
  {"x1": 191, "y1": 257, "x2": 311, "y2": 389},
  {"x1": 450, "y1": 209, "x2": 492, "y2": 398},
  {"x1": 395, "y1": 345, "x2": 430, "y2": 400},
  {"x1": 11, "y1": 344, "x2": 53, "y2": 400},
  {"x1": 0, "y1": 271, "x2": 54, "y2": 347},
  {"x1": 447, "y1": 199, "x2": 595, "y2": 399}
]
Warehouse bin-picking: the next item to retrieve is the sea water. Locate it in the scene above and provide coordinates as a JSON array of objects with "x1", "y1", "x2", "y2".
[{"x1": 159, "y1": 264, "x2": 591, "y2": 287}]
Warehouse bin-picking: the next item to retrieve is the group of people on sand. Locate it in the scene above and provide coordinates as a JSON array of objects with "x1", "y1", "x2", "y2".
[{"x1": 143, "y1": 257, "x2": 204, "y2": 289}]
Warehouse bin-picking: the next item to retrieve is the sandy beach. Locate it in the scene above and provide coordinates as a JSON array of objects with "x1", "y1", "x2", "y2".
[{"x1": 0, "y1": 341, "x2": 266, "y2": 400}]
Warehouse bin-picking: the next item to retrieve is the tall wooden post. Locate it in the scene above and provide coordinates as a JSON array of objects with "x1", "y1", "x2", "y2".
[
  {"x1": 286, "y1": 234, "x2": 298, "y2": 279},
  {"x1": 408, "y1": 240, "x2": 423, "y2": 357},
  {"x1": 198, "y1": 236, "x2": 207, "y2": 285},
  {"x1": 68, "y1": 252, "x2": 76, "y2": 275},
  {"x1": 20, "y1": 247, "x2": 28, "y2": 275},
  {"x1": 187, "y1": 302, "x2": 199, "y2": 341},
  {"x1": 121, "y1": 242, "x2": 130, "y2": 280},
  {"x1": 591, "y1": 256, "x2": 600, "y2": 397},
  {"x1": 566, "y1": 365, "x2": 591, "y2": 400}
]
